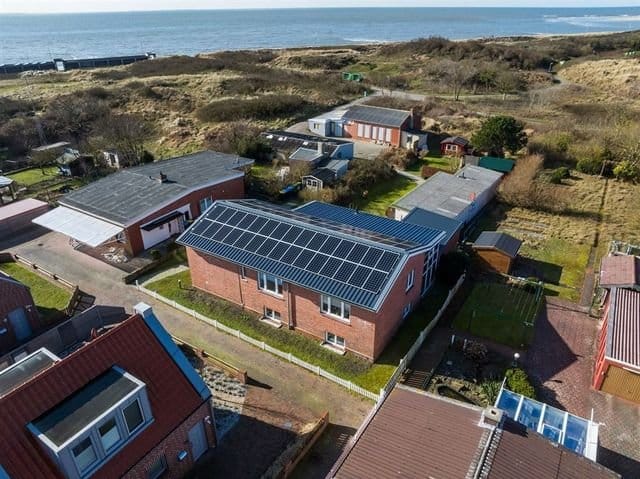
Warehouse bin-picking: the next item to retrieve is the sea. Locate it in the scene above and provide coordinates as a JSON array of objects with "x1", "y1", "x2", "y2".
[{"x1": 1, "y1": 7, "x2": 640, "y2": 64}]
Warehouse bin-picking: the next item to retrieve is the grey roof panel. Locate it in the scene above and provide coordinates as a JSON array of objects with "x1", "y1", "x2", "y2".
[
  {"x1": 403, "y1": 207, "x2": 463, "y2": 246},
  {"x1": 289, "y1": 147, "x2": 323, "y2": 162},
  {"x1": 60, "y1": 151, "x2": 253, "y2": 225},
  {"x1": 473, "y1": 231, "x2": 522, "y2": 258},
  {"x1": 342, "y1": 105, "x2": 411, "y2": 128}
]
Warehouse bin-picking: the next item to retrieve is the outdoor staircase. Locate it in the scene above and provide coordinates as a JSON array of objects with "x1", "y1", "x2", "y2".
[{"x1": 402, "y1": 369, "x2": 430, "y2": 390}]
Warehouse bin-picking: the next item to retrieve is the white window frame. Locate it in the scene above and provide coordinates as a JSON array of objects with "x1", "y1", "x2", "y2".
[
  {"x1": 258, "y1": 272, "x2": 283, "y2": 297},
  {"x1": 264, "y1": 307, "x2": 281, "y2": 323},
  {"x1": 240, "y1": 266, "x2": 247, "y2": 280},
  {"x1": 321, "y1": 295, "x2": 350, "y2": 322},
  {"x1": 402, "y1": 303, "x2": 412, "y2": 319},
  {"x1": 199, "y1": 196, "x2": 214, "y2": 214},
  {"x1": 122, "y1": 398, "x2": 145, "y2": 435},
  {"x1": 325, "y1": 331, "x2": 346, "y2": 349},
  {"x1": 406, "y1": 269, "x2": 415, "y2": 292}
]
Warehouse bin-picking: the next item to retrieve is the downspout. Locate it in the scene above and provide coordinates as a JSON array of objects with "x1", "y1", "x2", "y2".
[
  {"x1": 237, "y1": 266, "x2": 245, "y2": 308},
  {"x1": 287, "y1": 283, "x2": 293, "y2": 329}
]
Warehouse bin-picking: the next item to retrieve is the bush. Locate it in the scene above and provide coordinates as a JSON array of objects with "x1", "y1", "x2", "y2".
[
  {"x1": 149, "y1": 249, "x2": 161, "y2": 261},
  {"x1": 505, "y1": 368, "x2": 535, "y2": 398},
  {"x1": 196, "y1": 94, "x2": 305, "y2": 122},
  {"x1": 576, "y1": 156, "x2": 605, "y2": 175},
  {"x1": 548, "y1": 166, "x2": 570, "y2": 184},
  {"x1": 613, "y1": 160, "x2": 640, "y2": 181}
]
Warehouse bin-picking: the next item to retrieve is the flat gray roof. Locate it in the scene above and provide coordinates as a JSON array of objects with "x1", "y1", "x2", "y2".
[
  {"x1": 342, "y1": 105, "x2": 411, "y2": 128},
  {"x1": 60, "y1": 151, "x2": 253, "y2": 225},
  {"x1": 394, "y1": 166, "x2": 503, "y2": 219},
  {"x1": 0, "y1": 350, "x2": 56, "y2": 398},
  {"x1": 32, "y1": 368, "x2": 140, "y2": 446}
]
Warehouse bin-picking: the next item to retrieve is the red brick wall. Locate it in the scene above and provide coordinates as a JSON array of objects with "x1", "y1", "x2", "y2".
[
  {"x1": 124, "y1": 176, "x2": 246, "y2": 255},
  {"x1": 0, "y1": 279, "x2": 41, "y2": 354},
  {"x1": 122, "y1": 400, "x2": 216, "y2": 479},
  {"x1": 343, "y1": 122, "x2": 401, "y2": 148},
  {"x1": 186, "y1": 248, "x2": 427, "y2": 360}
]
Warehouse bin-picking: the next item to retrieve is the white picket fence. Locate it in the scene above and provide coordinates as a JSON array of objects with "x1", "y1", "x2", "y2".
[{"x1": 137, "y1": 274, "x2": 464, "y2": 404}]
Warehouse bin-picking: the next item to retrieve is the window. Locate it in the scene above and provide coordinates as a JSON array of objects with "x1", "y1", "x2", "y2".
[
  {"x1": 364, "y1": 124, "x2": 371, "y2": 138},
  {"x1": 148, "y1": 455, "x2": 167, "y2": 479},
  {"x1": 406, "y1": 269, "x2": 415, "y2": 292},
  {"x1": 326, "y1": 332, "x2": 345, "y2": 349},
  {"x1": 258, "y1": 272, "x2": 283, "y2": 296},
  {"x1": 321, "y1": 295, "x2": 350, "y2": 321},
  {"x1": 357, "y1": 123, "x2": 364, "y2": 137},
  {"x1": 240, "y1": 266, "x2": 246, "y2": 279},
  {"x1": 98, "y1": 417, "x2": 121, "y2": 452},
  {"x1": 402, "y1": 303, "x2": 412, "y2": 319},
  {"x1": 123, "y1": 399, "x2": 144, "y2": 434},
  {"x1": 199, "y1": 196, "x2": 213, "y2": 214},
  {"x1": 264, "y1": 308, "x2": 281, "y2": 322},
  {"x1": 72, "y1": 437, "x2": 98, "y2": 473}
]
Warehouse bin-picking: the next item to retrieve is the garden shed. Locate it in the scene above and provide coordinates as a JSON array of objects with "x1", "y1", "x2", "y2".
[{"x1": 472, "y1": 231, "x2": 522, "y2": 274}]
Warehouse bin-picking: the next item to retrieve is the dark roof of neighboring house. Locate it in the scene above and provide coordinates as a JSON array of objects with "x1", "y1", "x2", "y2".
[
  {"x1": 295, "y1": 201, "x2": 444, "y2": 248},
  {"x1": 289, "y1": 147, "x2": 324, "y2": 162},
  {"x1": 606, "y1": 287, "x2": 640, "y2": 368},
  {"x1": 0, "y1": 199, "x2": 48, "y2": 222},
  {"x1": 303, "y1": 168, "x2": 337, "y2": 185},
  {"x1": 473, "y1": 231, "x2": 522, "y2": 258},
  {"x1": 331, "y1": 387, "x2": 489, "y2": 479},
  {"x1": 402, "y1": 207, "x2": 463, "y2": 247},
  {"x1": 483, "y1": 418, "x2": 619, "y2": 479},
  {"x1": 261, "y1": 131, "x2": 351, "y2": 159},
  {"x1": 441, "y1": 136, "x2": 470, "y2": 146},
  {"x1": 394, "y1": 166, "x2": 503, "y2": 219},
  {"x1": 178, "y1": 199, "x2": 439, "y2": 311},
  {"x1": 479, "y1": 156, "x2": 515, "y2": 173},
  {"x1": 600, "y1": 255, "x2": 639, "y2": 289},
  {"x1": 342, "y1": 105, "x2": 411, "y2": 128},
  {"x1": 0, "y1": 308, "x2": 210, "y2": 479},
  {"x1": 60, "y1": 151, "x2": 253, "y2": 225},
  {"x1": 330, "y1": 386, "x2": 619, "y2": 479}
]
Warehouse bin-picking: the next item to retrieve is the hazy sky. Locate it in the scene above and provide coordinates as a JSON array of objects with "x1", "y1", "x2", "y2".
[{"x1": 1, "y1": 1, "x2": 639, "y2": 14}]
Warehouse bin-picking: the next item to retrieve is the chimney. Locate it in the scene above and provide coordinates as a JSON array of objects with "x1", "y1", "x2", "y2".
[
  {"x1": 481, "y1": 406, "x2": 504, "y2": 427},
  {"x1": 410, "y1": 107, "x2": 421, "y2": 130}
]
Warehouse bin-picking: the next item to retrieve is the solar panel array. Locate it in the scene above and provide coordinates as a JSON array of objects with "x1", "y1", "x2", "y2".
[{"x1": 182, "y1": 201, "x2": 407, "y2": 296}]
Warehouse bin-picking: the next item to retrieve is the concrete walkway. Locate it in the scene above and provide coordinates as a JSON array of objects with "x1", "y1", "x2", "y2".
[{"x1": 3, "y1": 231, "x2": 372, "y2": 477}]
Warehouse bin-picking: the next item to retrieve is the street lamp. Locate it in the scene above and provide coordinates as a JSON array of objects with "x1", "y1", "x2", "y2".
[{"x1": 513, "y1": 352, "x2": 521, "y2": 367}]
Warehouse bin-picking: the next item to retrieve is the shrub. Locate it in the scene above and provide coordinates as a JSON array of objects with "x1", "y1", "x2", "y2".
[
  {"x1": 505, "y1": 368, "x2": 535, "y2": 398},
  {"x1": 481, "y1": 379, "x2": 502, "y2": 404},
  {"x1": 149, "y1": 249, "x2": 162, "y2": 261},
  {"x1": 576, "y1": 156, "x2": 605, "y2": 175},
  {"x1": 613, "y1": 160, "x2": 640, "y2": 182},
  {"x1": 548, "y1": 166, "x2": 570, "y2": 184},
  {"x1": 472, "y1": 115, "x2": 527, "y2": 156},
  {"x1": 196, "y1": 94, "x2": 305, "y2": 122}
]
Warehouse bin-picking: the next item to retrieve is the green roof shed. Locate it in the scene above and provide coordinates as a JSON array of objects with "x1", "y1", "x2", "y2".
[{"x1": 478, "y1": 156, "x2": 515, "y2": 173}]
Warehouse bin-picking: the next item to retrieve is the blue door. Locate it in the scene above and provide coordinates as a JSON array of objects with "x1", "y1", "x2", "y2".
[{"x1": 8, "y1": 307, "x2": 32, "y2": 341}]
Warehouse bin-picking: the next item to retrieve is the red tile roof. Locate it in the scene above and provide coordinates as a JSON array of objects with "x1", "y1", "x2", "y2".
[
  {"x1": 0, "y1": 313, "x2": 206, "y2": 479},
  {"x1": 600, "y1": 255, "x2": 639, "y2": 289},
  {"x1": 607, "y1": 288, "x2": 640, "y2": 368}
]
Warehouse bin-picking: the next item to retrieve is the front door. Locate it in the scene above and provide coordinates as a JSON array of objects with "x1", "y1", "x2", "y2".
[
  {"x1": 188, "y1": 421, "x2": 207, "y2": 461},
  {"x1": 8, "y1": 307, "x2": 32, "y2": 341}
]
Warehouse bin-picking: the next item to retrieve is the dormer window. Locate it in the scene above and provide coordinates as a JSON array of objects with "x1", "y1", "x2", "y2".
[{"x1": 29, "y1": 367, "x2": 153, "y2": 479}]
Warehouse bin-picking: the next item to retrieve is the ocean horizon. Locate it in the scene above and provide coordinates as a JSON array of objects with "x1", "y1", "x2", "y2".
[{"x1": 1, "y1": 7, "x2": 640, "y2": 64}]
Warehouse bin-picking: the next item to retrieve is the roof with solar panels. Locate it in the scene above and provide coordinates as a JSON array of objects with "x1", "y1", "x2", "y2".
[{"x1": 177, "y1": 199, "x2": 444, "y2": 311}]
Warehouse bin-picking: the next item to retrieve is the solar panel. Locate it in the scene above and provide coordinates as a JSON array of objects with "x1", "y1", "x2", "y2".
[
  {"x1": 245, "y1": 236, "x2": 265, "y2": 253},
  {"x1": 281, "y1": 245, "x2": 303, "y2": 263},
  {"x1": 217, "y1": 207, "x2": 235, "y2": 223},
  {"x1": 206, "y1": 205, "x2": 226, "y2": 222},
  {"x1": 294, "y1": 230, "x2": 315, "y2": 247},
  {"x1": 282, "y1": 226, "x2": 303, "y2": 243},
  {"x1": 334, "y1": 262, "x2": 355, "y2": 283},
  {"x1": 308, "y1": 233, "x2": 329, "y2": 251},
  {"x1": 224, "y1": 228, "x2": 243, "y2": 245},
  {"x1": 212, "y1": 224, "x2": 232, "y2": 242},
  {"x1": 376, "y1": 251, "x2": 400, "y2": 272},
  {"x1": 237, "y1": 213, "x2": 258, "y2": 229},
  {"x1": 348, "y1": 265, "x2": 372, "y2": 287},
  {"x1": 272, "y1": 223, "x2": 291, "y2": 239},
  {"x1": 191, "y1": 220, "x2": 209, "y2": 235},
  {"x1": 364, "y1": 270, "x2": 387, "y2": 292},
  {"x1": 227, "y1": 211, "x2": 246, "y2": 226},
  {"x1": 250, "y1": 216, "x2": 268, "y2": 232},
  {"x1": 259, "y1": 219, "x2": 279, "y2": 236},
  {"x1": 319, "y1": 237, "x2": 340, "y2": 255},
  {"x1": 268, "y1": 242, "x2": 290, "y2": 260},
  {"x1": 334, "y1": 240, "x2": 355, "y2": 258},
  {"x1": 307, "y1": 253, "x2": 329, "y2": 273},
  {"x1": 293, "y1": 250, "x2": 315, "y2": 268},
  {"x1": 320, "y1": 257, "x2": 342, "y2": 277},
  {"x1": 256, "y1": 238, "x2": 277, "y2": 256},
  {"x1": 347, "y1": 244, "x2": 369, "y2": 263},
  {"x1": 361, "y1": 248, "x2": 382, "y2": 267},
  {"x1": 234, "y1": 231, "x2": 254, "y2": 249}
]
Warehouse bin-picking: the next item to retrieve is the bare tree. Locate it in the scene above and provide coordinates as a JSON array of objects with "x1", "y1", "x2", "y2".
[
  {"x1": 431, "y1": 59, "x2": 477, "y2": 101},
  {"x1": 92, "y1": 114, "x2": 151, "y2": 167},
  {"x1": 495, "y1": 70, "x2": 521, "y2": 100}
]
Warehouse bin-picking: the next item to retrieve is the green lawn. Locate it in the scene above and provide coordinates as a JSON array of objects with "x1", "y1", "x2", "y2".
[
  {"x1": 0, "y1": 262, "x2": 72, "y2": 323},
  {"x1": 519, "y1": 238, "x2": 590, "y2": 302},
  {"x1": 8, "y1": 167, "x2": 60, "y2": 186},
  {"x1": 353, "y1": 174, "x2": 417, "y2": 216},
  {"x1": 146, "y1": 270, "x2": 451, "y2": 393},
  {"x1": 405, "y1": 155, "x2": 457, "y2": 174},
  {"x1": 453, "y1": 282, "x2": 541, "y2": 349}
]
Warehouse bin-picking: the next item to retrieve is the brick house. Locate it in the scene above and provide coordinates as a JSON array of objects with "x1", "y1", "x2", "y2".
[
  {"x1": 34, "y1": 151, "x2": 253, "y2": 256},
  {"x1": 440, "y1": 136, "x2": 471, "y2": 156},
  {"x1": 309, "y1": 105, "x2": 427, "y2": 151},
  {"x1": 178, "y1": 200, "x2": 444, "y2": 360},
  {"x1": 0, "y1": 303, "x2": 215, "y2": 479},
  {"x1": 593, "y1": 255, "x2": 640, "y2": 403},
  {"x1": 0, "y1": 271, "x2": 41, "y2": 355}
]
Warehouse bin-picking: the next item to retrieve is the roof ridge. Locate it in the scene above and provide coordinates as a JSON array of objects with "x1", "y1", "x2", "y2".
[{"x1": 351, "y1": 104, "x2": 411, "y2": 114}]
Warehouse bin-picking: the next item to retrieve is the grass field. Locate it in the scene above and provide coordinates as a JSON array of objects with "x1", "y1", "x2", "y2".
[
  {"x1": 353, "y1": 174, "x2": 417, "y2": 216},
  {"x1": 8, "y1": 167, "x2": 60, "y2": 186},
  {"x1": 405, "y1": 155, "x2": 457, "y2": 174},
  {"x1": 453, "y1": 282, "x2": 541, "y2": 349},
  {"x1": 146, "y1": 270, "x2": 451, "y2": 392},
  {"x1": 0, "y1": 262, "x2": 71, "y2": 323}
]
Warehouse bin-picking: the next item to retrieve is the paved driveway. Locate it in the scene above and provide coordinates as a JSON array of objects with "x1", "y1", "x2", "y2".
[
  {"x1": 526, "y1": 298, "x2": 640, "y2": 478},
  {"x1": 3, "y1": 231, "x2": 371, "y2": 477}
]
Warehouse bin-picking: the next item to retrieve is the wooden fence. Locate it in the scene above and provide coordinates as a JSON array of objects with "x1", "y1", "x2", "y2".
[
  {"x1": 171, "y1": 335, "x2": 248, "y2": 384},
  {"x1": 137, "y1": 274, "x2": 465, "y2": 404}
]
